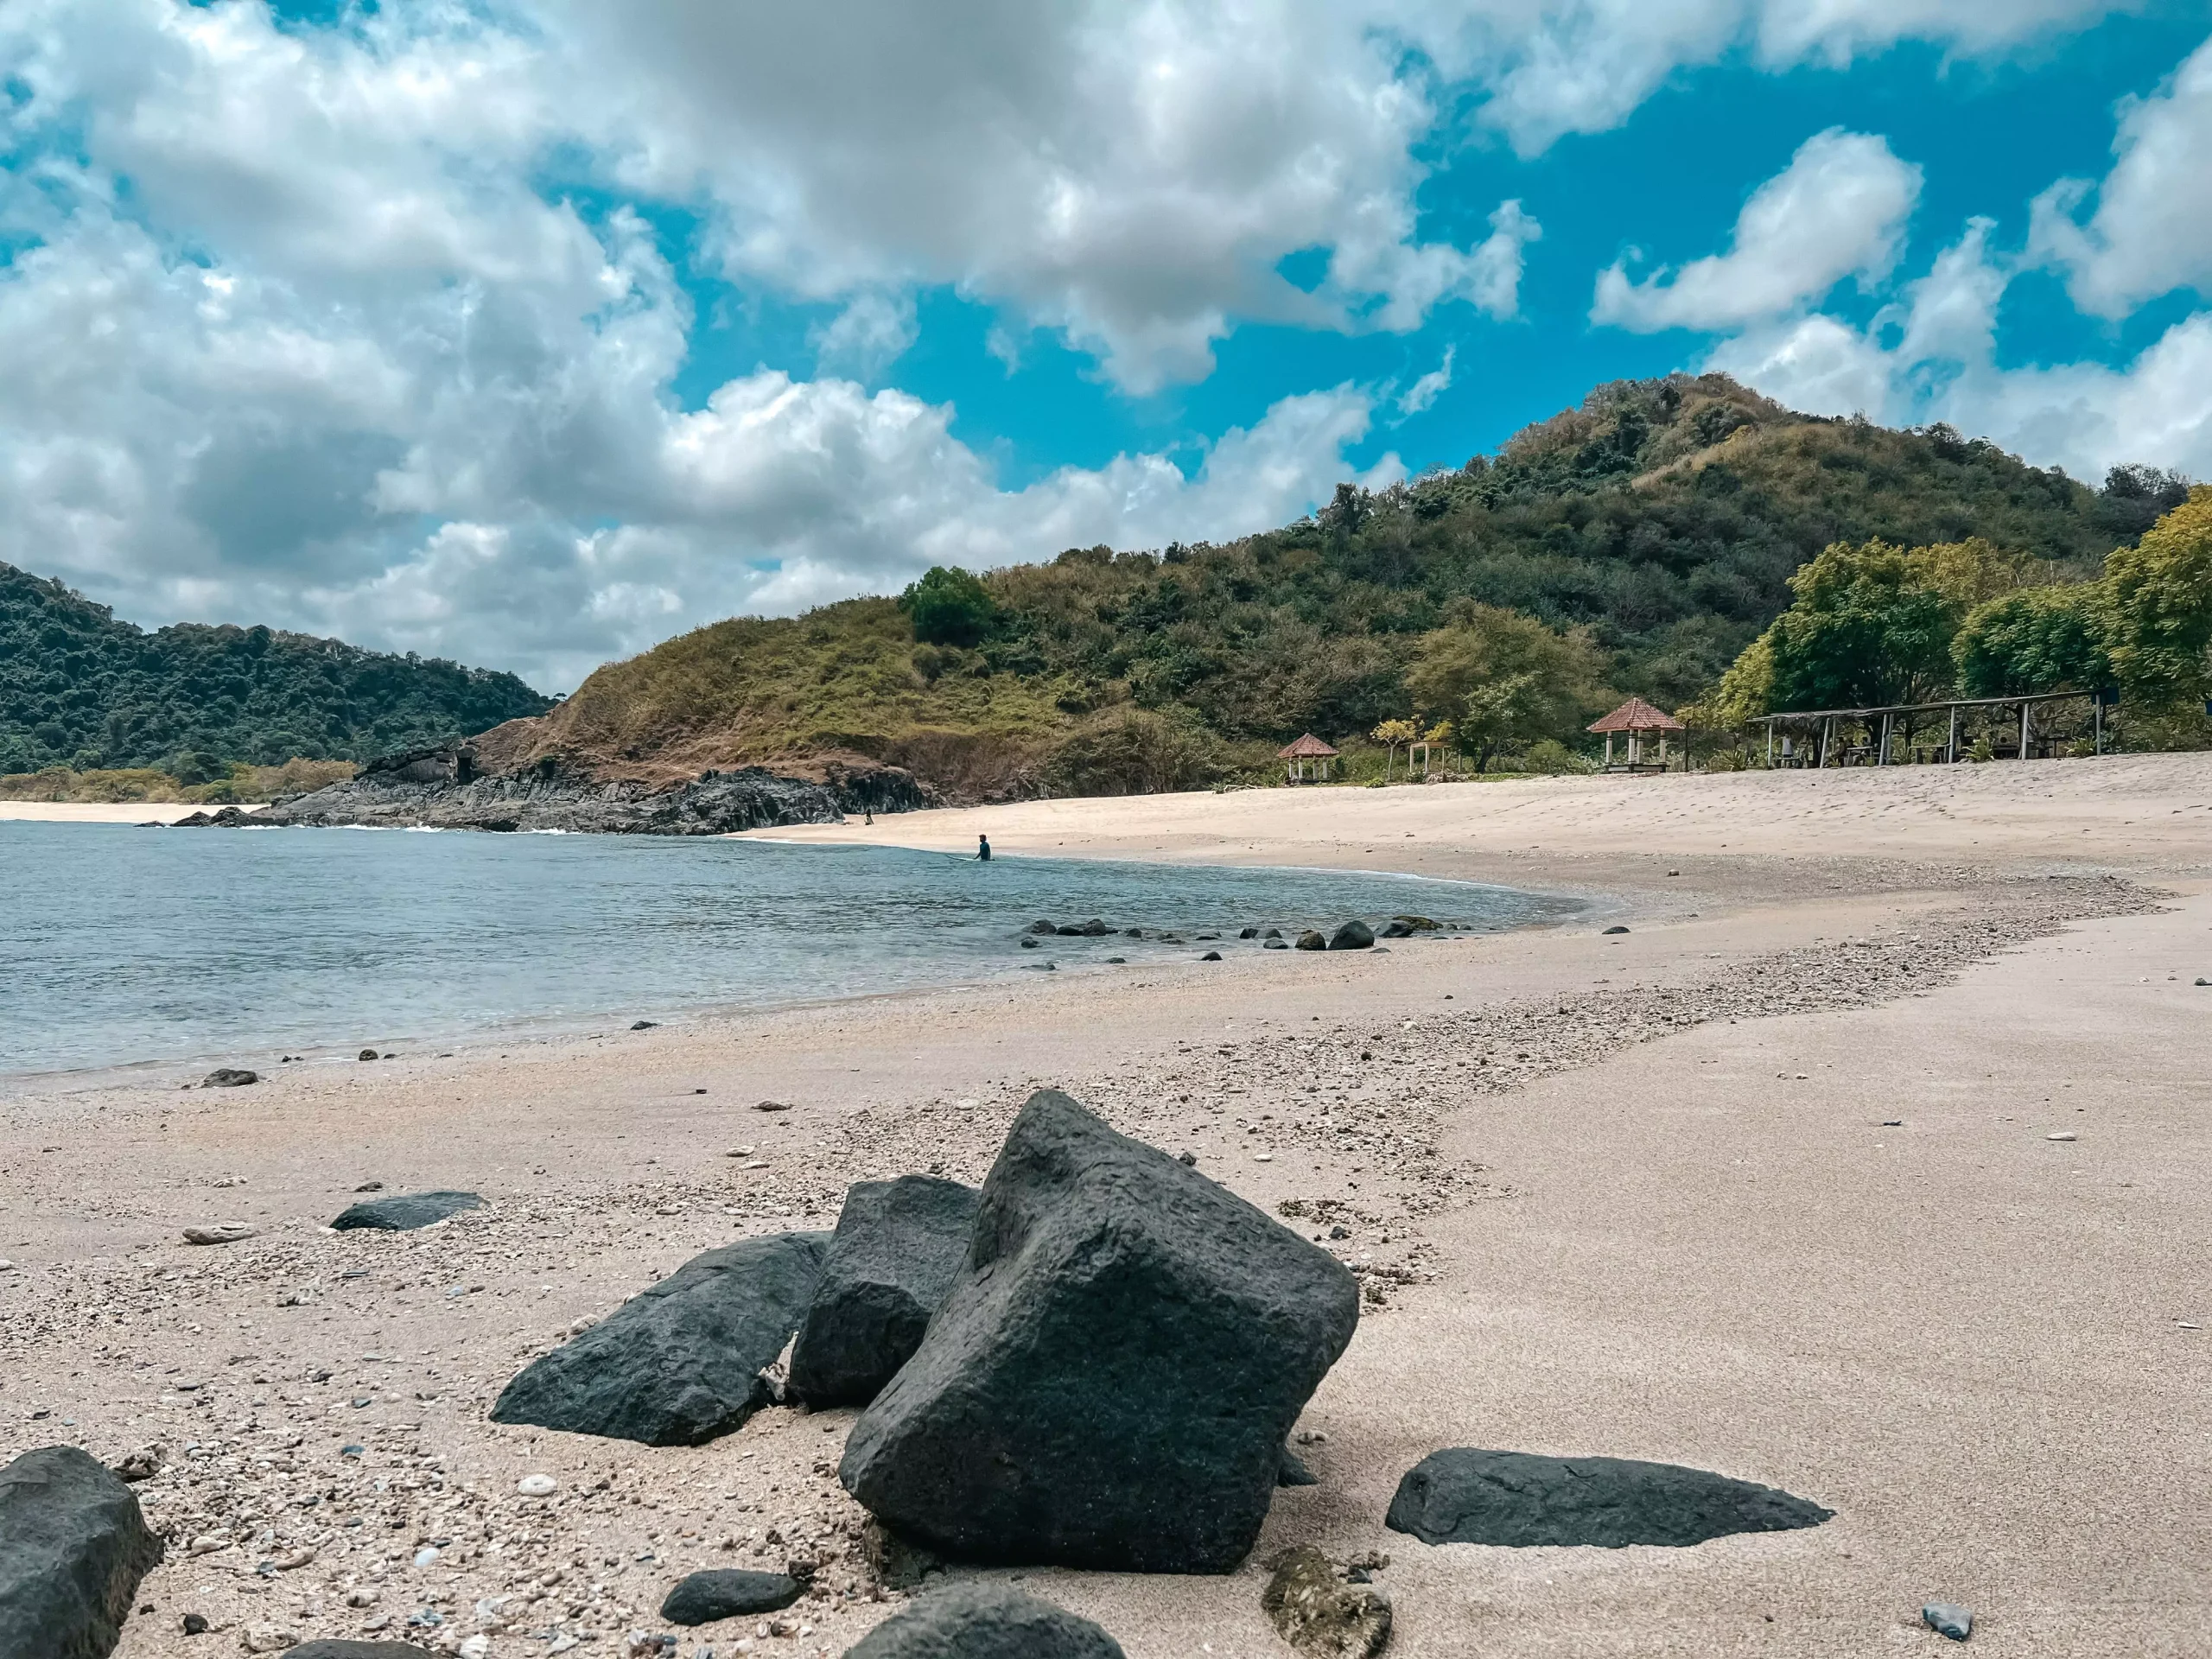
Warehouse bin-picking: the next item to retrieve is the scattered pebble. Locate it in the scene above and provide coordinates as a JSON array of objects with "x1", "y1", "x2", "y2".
[
  {"x1": 1923, "y1": 1602, "x2": 1974, "y2": 1641},
  {"x1": 517, "y1": 1473, "x2": 559, "y2": 1497},
  {"x1": 2046, "y1": 1131, "x2": 2078, "y2": 1142},
  {"x1": 180, "y1": 1224, "x2": 257, "y2": 1246}
]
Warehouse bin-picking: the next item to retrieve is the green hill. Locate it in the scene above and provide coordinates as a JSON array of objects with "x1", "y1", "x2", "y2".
[
  {"x1": 486, "y1": 373, "x2": 2182, "y2": 797},
  {"x1": 0, "y1": 563, "x2": 555, "y2": 778}
]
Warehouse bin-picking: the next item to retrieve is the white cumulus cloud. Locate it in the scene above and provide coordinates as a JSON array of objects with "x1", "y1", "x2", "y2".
[{"x1": 1592, "y1": 129, "x2": 1923, "y2": 333}]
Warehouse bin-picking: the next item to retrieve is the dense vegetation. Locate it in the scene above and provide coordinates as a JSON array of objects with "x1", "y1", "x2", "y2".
[
  {"x1": 508, "y1": 374, "x2": 2196, "y2": 796},
  {"x1": 0, "y1": 563, "x2": 555, "y2": 777}
]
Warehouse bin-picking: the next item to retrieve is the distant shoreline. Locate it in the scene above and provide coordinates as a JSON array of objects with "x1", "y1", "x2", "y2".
[{"x1": 0, "y1": 799, "x2": 264, "y2": 824}]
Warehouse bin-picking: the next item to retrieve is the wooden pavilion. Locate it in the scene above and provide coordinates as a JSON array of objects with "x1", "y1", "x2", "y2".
[
  {"x1": 1589, "y1": 696, "x2": 1684, "y2": 772},
  {"x1": 1279, "y1": 733, "x2": 1339, "y2": 783}
]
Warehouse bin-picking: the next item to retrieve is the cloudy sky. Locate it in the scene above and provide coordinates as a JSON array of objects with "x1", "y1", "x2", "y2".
[{"x1": 4, "y1": 3, "x2": 2210, "y2": 690}]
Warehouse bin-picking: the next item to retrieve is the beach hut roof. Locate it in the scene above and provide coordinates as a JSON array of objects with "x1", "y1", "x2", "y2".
[
  {"x1": 1278, "y1": 733, "x2": 1340, "y2": 759},
  {"x1": 1588, "y1": 696, "x2": 1686, "y2": 734}
]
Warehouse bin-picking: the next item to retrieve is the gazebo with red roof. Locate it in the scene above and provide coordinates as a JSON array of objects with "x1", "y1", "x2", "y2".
[
  {"x1": 1588, "y1": 696, "x2": 1686, "y2": 772},
  {"x1": 1277, "y1": 732, "x2": 1339, "y2": 784}
]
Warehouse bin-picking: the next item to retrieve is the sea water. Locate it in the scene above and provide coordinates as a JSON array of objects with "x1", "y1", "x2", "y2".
[{"x1": 0, "y1": 821, "x2": 1578, "y2": 1077}]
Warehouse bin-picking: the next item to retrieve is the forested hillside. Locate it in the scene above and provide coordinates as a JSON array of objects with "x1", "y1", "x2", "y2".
[
  {"x1": 0, "y1": 565, "x2": 555, "y2": 777},
  {"x1": 486, "y1": 373, "x2": 2189, "y2": 798}
]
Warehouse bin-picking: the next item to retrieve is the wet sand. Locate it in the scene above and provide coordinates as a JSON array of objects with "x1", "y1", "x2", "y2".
[{"x1": 2, "y1": 754, "x2": 2208, "y2": 1656}]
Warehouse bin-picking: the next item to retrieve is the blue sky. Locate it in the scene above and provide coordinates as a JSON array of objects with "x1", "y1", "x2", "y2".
[{"x1": 3, "y1": 3, "x2": 2210, "y2": 689}]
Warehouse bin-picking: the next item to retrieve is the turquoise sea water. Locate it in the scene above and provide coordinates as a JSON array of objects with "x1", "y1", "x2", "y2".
[{"x1": 0, "y1": 822, "x2": 1577, "y2": 1078}]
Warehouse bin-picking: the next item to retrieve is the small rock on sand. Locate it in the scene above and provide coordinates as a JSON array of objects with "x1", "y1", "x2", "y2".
[
  {"x1": 329, "y1": 1191, "x2": 481, "y2": 1230},
  {"x1": 755, "y1": 1099, "x2": 794, "y2": 1114},
  {"x1": 358, "y1": 1050, "x2": 378, "y2": 1061},
  {"x1": 659, "y1": 1567, "x2": 803, "y2": 1625},
  {"x1": 844, "y1": 1583, "x2": 1124, "y2": 1658},
  {"x1": 181, "y1": 1224, "x2": 257, "y2": 1246},
  {"x1": 516, "y1": 1474, "x2": 557, "y2": 1497},
  {"x1": 2046, "y1": 1131, "x2": 2078, "y2": 1141},
  {"x1": 1385, "y1": 1447, "x2": 1832, "y2": 1548},
  {"x1": 1262, "y1": 1545, "x2": 1391, "y2": 1659},
  {"x1": 200, "y1": 1068, "x2": 258, "y2": 1088},
  {"x1": 1923, "y1": 1602, "x2": 1974, "y2": 1641},
  {"x1": 1603, "y1": 925, "x2": 1630, "y2": 935}
]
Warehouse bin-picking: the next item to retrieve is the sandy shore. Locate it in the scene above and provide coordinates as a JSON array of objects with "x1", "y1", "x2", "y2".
[
  {"x1": 3, "y1": 755, "x2": 2209, "y2": 1657},
  {"x1": 0, "y1": 800, "x2": 259, "y2": 824}
]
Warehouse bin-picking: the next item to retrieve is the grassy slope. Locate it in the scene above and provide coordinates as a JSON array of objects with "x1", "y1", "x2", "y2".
[{"x1": 469, "y1": 376, "x2": 2180, "y2": 798}]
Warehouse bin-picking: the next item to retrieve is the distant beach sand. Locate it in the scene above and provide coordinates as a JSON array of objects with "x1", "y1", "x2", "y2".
[
  {"x1": 3, "y1": 752, "x2": 2209, "y2": 1656},
  {"x1": 0, "y1": 799, "x2": 258, "y2": 824}
]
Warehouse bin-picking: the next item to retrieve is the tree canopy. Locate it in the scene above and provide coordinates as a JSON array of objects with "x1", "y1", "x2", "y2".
[{"x1": 0, "y1": 563, "x2": 554, "y2": 776}]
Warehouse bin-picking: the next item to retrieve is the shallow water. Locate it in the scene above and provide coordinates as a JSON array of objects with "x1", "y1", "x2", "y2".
[{"x1": 0, "y1": 822, "x2": 1577, "y2": 1077}]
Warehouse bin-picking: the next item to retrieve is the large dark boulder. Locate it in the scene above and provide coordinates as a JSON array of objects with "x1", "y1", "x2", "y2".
[
  {"x1": 839, "y1": 1090, "x2": 1360, "y2": 1572},
  {"x1": 1385, "y1": 1448, "x2": 1833, "y2": 1548},
  {"x1": 1327, "y1": 920, "x2": 1375, "y2": 950},
  {"x1": 0, "y1": 1445, "x2": 164, "y2": 1659},
  {"x1": 790, "y1": 1176, "x2": 981, "y2": 1406},
  {"x1": 329, "y1": 1191, "x2": 481, "y2": 1230},
  {"x1": 660, "y1": 1567, "x2": 803, "y2": 1624},
  {"x1": 845, "y1": 1583, "x2": 1124, "y2": 1658},
  {"x1": 490, "y1": 1231, "x2": 830, "y2": 1445}
]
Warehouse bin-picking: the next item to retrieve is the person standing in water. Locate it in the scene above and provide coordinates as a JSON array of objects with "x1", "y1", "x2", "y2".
[{"x1": 976, "y1": 834, "x2": 992, "y2": 861}]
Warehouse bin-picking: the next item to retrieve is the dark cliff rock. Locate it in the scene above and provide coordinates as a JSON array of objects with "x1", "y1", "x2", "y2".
[{"x1": 177, "y1": 748, "x2": 931, "y2": 835}]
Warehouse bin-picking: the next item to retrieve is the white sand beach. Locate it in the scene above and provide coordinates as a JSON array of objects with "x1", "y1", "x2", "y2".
[{"x1": 3, "y1": 753, "x2": 2207, "y2": 1656}]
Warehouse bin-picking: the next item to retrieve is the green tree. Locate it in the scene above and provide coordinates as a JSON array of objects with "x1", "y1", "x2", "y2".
[
  {"x1": 1406, "y1": 606, "x2": 1611, "y2": 772},
  {"x1": 899, "y1": 566, "x2": 997, "y2": 648},
  {"x1": 1370, "y1": 716, "x2": 1418, "y2": 779},
  {"x1": 1954, "y1": 586, "x2": 2111, "y2": 697},
  {"x1": 1766, "y1": 540, "x2": 1962, "y2": 711},
  {"x1": 2094, "y1": 486, "x2": 2212, "y2": 711}
]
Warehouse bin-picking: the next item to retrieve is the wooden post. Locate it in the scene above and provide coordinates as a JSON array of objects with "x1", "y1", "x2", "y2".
[
  {"x1": 1819, "y1": 717, "x2": 1832, "y2": 768},
  {"x1": 1947, "y1": 705, "x2": 1958, "y2": 764},
  {"x1": 1878, "y1": 712, "x2": 1891, "y2": 766}
]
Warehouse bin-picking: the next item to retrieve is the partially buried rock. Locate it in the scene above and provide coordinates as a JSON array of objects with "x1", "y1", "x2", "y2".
[
  {"x1": 1262, "y1": 1545, "x2": 1391, "y2": 1659},
  {"x1": 281, "y1": 1643, "x2": 441, "y2": 1658},
  {"x1": 845, "y1": 1583, "x2": 1124, "y2": 1659},
  {"x1": 491, "y1": 1230, "x2": 829, "y2": 1445},
  {"x1": 1385, "y1": 1448, "x2": 1832, "y2": 1548},
  {"x1": 1328, "y1": 920, "x2": 1374, "y2": 950},
  {"x1": 790, "y1": 1175, "x2": 981, "y2": 1407},
  {"x1": 1278, "y1": 1446, "x2": 1319, "y2": 1487},
  {"x1": 1923, "y1": 1603, "x2": 1974, "y2": 1642},
  {"x1": 0, "y1": 1444, "x2": 165, "y2": 1659},
  {"x1": 357, "y1": 1050, "x2": 378, "y2": 1062},
  {"x1": 200, "y1": 1068, "x2": 258, "y2": 1088},
  {"x1": 755, "y1": 1099, "x2": 794, "y2": 1114},
  {"x1": 1265, "y1": 939, "x2": 1289, "y2": 950},
  {"x1": 1200, "y1": 950, "x2": 1223, "y2": 961},
  {"x1": 840, "y1": 1089, "x2": 1360, "y2": 1572},
  {"x1": 660, "y1": 1567, "x2": 802, "y2": 1625},
  {"x1": 329, "y1": 1191, "x2": 480, "y2": 1231},
  {"x1": 1294, "y1": 931, "x2": 1327, "y2": 951},
  {"x1": 181, "y1": 1224, "x2": 256, "y2": 1246}
]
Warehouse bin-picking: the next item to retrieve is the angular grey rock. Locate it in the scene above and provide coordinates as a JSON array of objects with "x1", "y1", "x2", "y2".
[
  {"x1": 329, "y1": 1191, "x2": 481, "y2": 1231},
  {"x1": 200, "y1": 1068, "x2": 258, "y2": 1088},
  {"x1": 840, "y1": 1090, "x2": 1360, "y2": 1572},
  {"x1": 1385, "y1": 1448, "x2": 1832, "y2": 1548},
  {"x1": 659, "y1": 1567, "x2": 803, "y2": 1624},
  {"x1": 844, "y1": 1583, "x2": 1124, "y2": 1659},
  {"x1": 790, "y1": 1176, "x2": 982, "y2": 1407},
  {"x1": 491, "y1": 1231, "x2": 830, "y2": 1445},
  {"x1": 1294, "y1": 931, "x2": 1327, "y2": 950},
  {"x1": 282, "y1": 1643, "x2": 440, "y2": 1658},
  {"x1": 1328, "y1": 920, "x2": 1375, "y2": 950},
  {"x1": 0, "y1": 1444, "x2": 164, "y2": 1659},
  {"x1": 1923, "y1": 1603, "x2": 1974, "y2": 1642}
]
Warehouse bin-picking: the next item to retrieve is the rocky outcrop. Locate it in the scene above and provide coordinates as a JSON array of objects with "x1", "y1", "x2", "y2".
[
  {"x1": 490, "y1": 1231, "x2": 830, "y2": 1446},
  {"x1": 1384, "y1": 1448, "x2": 1833, "y2": 1548},
  {"x1": 790, "y1": 1175, "x2": 982, "y2": 1407},
  {"x1": 0, "y1": 1445, "x2": 164, "y2": 1659},
  {"x1": 844, "y1": 1583, "x2": 1125, "y2": 1659},
  {"x1": 175, "y1": 747, "x2": 931, "y2": 835},
  {"x1": 839, "y1": 1090, "x2": 1360, "y2": 1573}
]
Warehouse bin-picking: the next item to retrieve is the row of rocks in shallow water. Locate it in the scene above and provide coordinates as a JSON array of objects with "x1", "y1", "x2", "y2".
[{"x1": 170, "y1": 750, "x2": 928, "y2": 835}]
